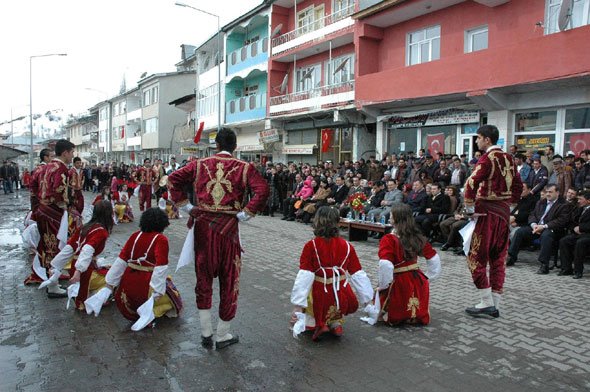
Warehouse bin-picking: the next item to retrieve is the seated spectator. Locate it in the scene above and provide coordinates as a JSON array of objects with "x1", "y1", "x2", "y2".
[
  {"x1": 445, "y1": 185, "x2": 459, "y2": 214},
  {"x1": 559, "y1": 191, "x2": 590, "y2": 279},
  {"x1": 339, "y1": 177, "x2": 364, "y2": 218},
  {"x1": 406, "y1": 180, "x2": 428, "y2": 215},
  {"x1": 414, "y1": 183, "x2": 451, "y2": 240},
  {"x1": 363, "y1": 181, "x2": 386, "y2": 215},
  {"x1": 440, "y1": 199, "x2": 468, "y2": 252},
  {"x1": 367, "y1": 179, "x2": 403, "y2": 224},
  {"x1": 565, "y1": 187, "x2": 578, "y2": 208},
  {"x1": 507, "y1": 184, "x2": 571, "y2": 273},
  {"x1": 326, "y1": 175, "x2": 349, "y2": 208},
  {"x1": 433, "y1": 160, "x2": 451, "y2": 187},
  {"x1": 300, "y1": 178, "x2": 332, "y2": 224},
  {"x1": 508, "y1": 183, "x2": 536, "y2": 241}
]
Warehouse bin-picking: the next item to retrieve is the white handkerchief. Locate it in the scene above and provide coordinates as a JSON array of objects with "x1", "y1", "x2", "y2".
[
  {"x1": 459, "y1": 218, "x2": 478, "y2": 257},
  {"x1": 22, "y1": 222, "x2": 40, "y2": 249},
  {"x1": 57, "y1": 211, "x2": 69, "y2": 250},
  {"x1": 291, "y1": 312, "x2": 306, "y2": 338},
  {"x1": 32, "y1": 254, "x2": 48, "y2": 281},
  {"x1": 176, "y1": 227, "x2": 194, "y2": 272},
  {"x1": 131, "y1": 295, "x2": 156, "y2": 331},
  {"x1": 360, "y1": 290, "x2": 381, "y2": 326},
  {"x1": 84, "y1": 287, "x2": 112, "y2": 316},
  {"x1": 66, "y1": 282, "x2": 80, "y2": 310}
]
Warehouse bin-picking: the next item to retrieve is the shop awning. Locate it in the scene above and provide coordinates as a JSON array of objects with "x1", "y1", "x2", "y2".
[{"x1": 282, "y1": 144, "x2": 316, "y2": 155}]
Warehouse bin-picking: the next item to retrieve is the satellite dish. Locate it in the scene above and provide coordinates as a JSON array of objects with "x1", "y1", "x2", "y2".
[
  {"x1": 333, "y1": 58, "x2": 350, "y2": 74},
  {"x1": 302, "y1": 67, "x2": 314, "y2": 80},
  {"x1": 140, "y1": 72, "x2": 147, "y2": 78},
  {"x1": 279, "y1": 73, "x2": 289, "y2": 94},
  {"x1": 271, "y1": 24, "x2": 283, "y2": 38},
  {"x1": 558, "y1": 0, "x2": 574, "y2": 31}
]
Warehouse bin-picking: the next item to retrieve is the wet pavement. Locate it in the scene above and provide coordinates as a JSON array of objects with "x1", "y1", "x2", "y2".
[{"x1": 1, "y1": 189, "x2": 589, "y2": 391}]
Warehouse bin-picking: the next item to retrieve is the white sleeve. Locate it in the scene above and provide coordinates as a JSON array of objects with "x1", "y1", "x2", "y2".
[
  {"x1": 290, "y1": 270, "x2": 315, "y2": 307},
  {"x1": 349, "y1": 270, "x2": 373, "y2": 305},
  {"x1": 378, "y1": 259, "x2": 394, "y2": 290},
  {"x1": 425, "y1": 253, "x2": 442, "y2": 281},
  {"x1": 105, "y1": 258, "x2": 127, "y2": 287},
  {"x1": 74, "y1": 245, "x2": 95, "y2": 273},
  {"x1": 50, "y1": 245, "x2": 75, "y2": 271},
  {"x1": 149, "y1": 265, "x2": 168, "y2": 295}
]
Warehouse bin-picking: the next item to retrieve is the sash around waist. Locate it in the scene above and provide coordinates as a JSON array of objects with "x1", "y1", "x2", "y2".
[{"x1": 127, "y1": 263, "x2": 154, "y2": 272}]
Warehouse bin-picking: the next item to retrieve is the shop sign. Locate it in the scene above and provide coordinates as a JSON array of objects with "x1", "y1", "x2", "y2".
[
  {"x1": 208, "y1": 132, "x2": 217, "y2": 145},
  {"x1": 282, "y1": 144, "x2": 316, "y2": 155},
  {"x1": 258, "y1": 129, "x2": 279, "y2": 143},
  {"x1": 515, "y1": 134, "x2": 555, "y2": 150},
  {"x1": 388, "y1": 109, "x2": 480, "y2": 128},
  {"x1": 236, "y1": 144, "x2": 264, "y2": 152},
  {"x1": 181, "y1": 147, "x2": 199, "y2": 154}
]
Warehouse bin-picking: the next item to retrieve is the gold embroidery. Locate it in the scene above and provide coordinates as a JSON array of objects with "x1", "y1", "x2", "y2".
[
  {"x1": 467, "y1": 233, "x2": 482, "y2": 273},
  {"x1": 233, "y1": 255, "x2": 242, "y2": 296},
  {"x1": 205, "y1": 163, "x2": 239, "y2": 208},
  {"x1": 407, "y1": 294, "x2": 420, "y2": 319}
]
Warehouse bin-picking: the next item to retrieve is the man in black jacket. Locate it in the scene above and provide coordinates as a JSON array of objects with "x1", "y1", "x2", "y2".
[
  {"x1": 508, "y1": 183, "x2": 537, "y2": 242},
  {"x1": 508, "y1": 184, "x2": 572, "y2": 273},
  {"x1": 558, "y1": 191, "x2": 590, "y2": 279},
  {"x1": 406, "y1": 180, "x2": 428, "y2": 214},
  {"x1": 414, "y1": 182, "x2": 451, "y2": 238},
  {"x1": 326, "y1": 175, "x2": 349, "y2": 208}
]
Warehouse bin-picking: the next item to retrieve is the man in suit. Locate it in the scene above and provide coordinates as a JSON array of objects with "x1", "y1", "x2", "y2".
[
  {"x1": 508, "y1": 183, "x2": 537, "y2": 243},
  {"x1": 367, "y1": 179, "x2": 403, "y2": 223},
  {"x1": 530, "y1": 157, "x2": 548, "y2": 199},
  {"x1": 433, "y1": 159, "x2": 452, "y2": 187},
  {"x1": 508, "y1": 184, "x2": 571, "y2": 274},
  {"x1": 406, "y1": 180, "x2": 428, "y2": 215},
  {"x1": 326, "y1": 175, "x2": 349, "y2": 208},
  {"x1": 415, "y1": 182, "x2": 451, "y2": 239},
  {"x1": 558, "y1": 190, "x2": 590, "y2": 279}
]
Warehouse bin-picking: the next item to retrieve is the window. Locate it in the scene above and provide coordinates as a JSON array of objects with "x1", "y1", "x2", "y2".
[
  {"x1": 244, "y1": 85, "x2": 259, "y2": 96},
  {"x1": 99, "y1": 108, "x2": 107, "y2": 121},
  {"x1": 515, "y1": 111, "x2": 557, "y2": 132},
  {"x1": 198, "y1": 83, "x2": 219, "y2": 117},
  {"x1": 297, "y1": 6, "x2": 314, "y2": 33},
  {"x1": 546, "y1": 0, "x2": 590, "y2": 34},
  {"x1": 407, "y1": 25, "x2": 440, "y2": 66},
  {"x1": 465, "y1": 25, "x2": 488, "y2": 53},
  {"x1": 295, "y1": 64, "x2": 321, "y2": 92},
  {"x1": 142, "y1": 85, "x2": 159, "y2": 107},
  {"x1": 325, "y1": 54, "x2": 355, "y2": 86},
  {"x1": 333, "y1": 0, "x2": 353, "y2": 20},
  {"x1": 144, "y1": 118, "x2": 158, "y2": 134}
]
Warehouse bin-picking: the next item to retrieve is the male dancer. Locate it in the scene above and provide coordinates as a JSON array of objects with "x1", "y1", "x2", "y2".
[
  {"x1": 134, "y1": 158, "x2": 156, "y2": 211},
  {"x1": 34, "y1": 139, "x2": 76, "y2": 297},
  {"x1": 69, "y1": 157, "x2": 85, "y2": 214},
  {"x1": 168, "y1": 128, "x2": 269, "y2": 349},
  {"x1": 464, "y1": 125, "x2": 522, "y2": 318}
]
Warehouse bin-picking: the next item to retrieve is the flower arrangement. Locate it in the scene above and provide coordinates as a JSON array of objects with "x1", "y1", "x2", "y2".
[{"x1": 347, "y1": 192, "x2": 367, "y2": 212}]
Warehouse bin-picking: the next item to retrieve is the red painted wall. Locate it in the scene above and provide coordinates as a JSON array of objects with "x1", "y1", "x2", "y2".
[
  {"x1": 279, "y1": 0, "x2": 333, "y2": 32},
  {"x1": 355, "y1": 0, "x2": 590, "y2": 105}
]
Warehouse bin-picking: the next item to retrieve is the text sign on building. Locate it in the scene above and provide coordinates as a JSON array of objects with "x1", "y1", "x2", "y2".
[
  {"x1": 388, "y1": 109, "x2": 480, "y2": 128},
  {"x1": 236, "y1": 144, "x2": 264, "y2": 152},
  {"x1": 515, "y1": 134, "x2": 556, "y2": 150},
  {"x1": 208, "y1": 132, "x2": 217, "y2": 145},
  {"x1": 282, "y1": 145, "x2": 315, "y2": 155},
  {"x1": 181, "y1": 147, "x2": 199, "y2": 154},
  {"x1": 258, "y1": 129, "x2": 279, "y2": 143}
]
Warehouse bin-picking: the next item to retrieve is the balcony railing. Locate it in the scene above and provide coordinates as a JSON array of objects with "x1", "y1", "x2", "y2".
[
  {"x1": 226, "y1": 93, "x2": 266, "y2": 123},
  {"x1": 271, "y1": 5, "x2": 354, "y2": 49},
  {"x1": 227, "y1": 38, "x2": 269, "y2": 73},
  {"x1": 269, "y1": 80, "x2": 354, "y2": 106}
]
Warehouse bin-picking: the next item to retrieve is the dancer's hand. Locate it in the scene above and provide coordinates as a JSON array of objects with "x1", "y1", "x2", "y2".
[
  {"x1": 290, "y1": 306, "x2": 303, "y2": 324},
  {"x1": 69, "y1": 270, "x2": 81, "y2": 284}
]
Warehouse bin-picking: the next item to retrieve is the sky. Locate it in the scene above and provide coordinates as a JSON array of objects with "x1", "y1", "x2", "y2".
[{"x1": 0, "y1": 0, "x2": 262, "y2": 135}]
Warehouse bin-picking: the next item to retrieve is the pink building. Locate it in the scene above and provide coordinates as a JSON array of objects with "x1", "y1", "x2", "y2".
[
  {"x1": 268, "y1": 0, "x2": 370, "y2": 164},
  {"x1": 353, "y1": 0, "x2": 590, "y2": 158}
]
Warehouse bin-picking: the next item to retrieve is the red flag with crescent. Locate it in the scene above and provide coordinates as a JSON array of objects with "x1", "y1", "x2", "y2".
[
  {"x1": 121, "y1": 126, "x2": 125, "y2": 138},
  {"x1": 321, "y1": 128, "x2": 334, "y2": 153},
  {"x1": 427, "y1": 133, "x2": 445, "y2": 155},
  {"x1": 569, "y1": 133, "x2": 590, "y2": 157},
  {"x1": 193, "y1": 121, "x2": 205, "y2": 144}
]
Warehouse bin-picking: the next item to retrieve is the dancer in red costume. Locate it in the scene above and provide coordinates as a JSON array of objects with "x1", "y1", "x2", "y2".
[
  {"x1": 375, "y1": 204, "x2": 441, "y2": 325},
  {"x1": 39, "y1": 201, "x2": 113, "y2": 309},
  {"x1": 104, "y1": 208, "x2": 182, "y2": 324},
  {"x1": 68, "y1": 157, "x2": 85, "y2": 214},
  {"x1": 168, "y1": 128, "x2": 269, "y2": 349},
  {"x1": 464, "y1": 125, "x2": 522, "y2": 318},
  {"x1": 290, "y1": 206, "x2": 373, "y2": 340},
  {"x1": 134, "y1": 158, "x2": 156, "y2": 211},
  {"x1": 31, "y1": 139, "x2": 76, "y2": 297}
]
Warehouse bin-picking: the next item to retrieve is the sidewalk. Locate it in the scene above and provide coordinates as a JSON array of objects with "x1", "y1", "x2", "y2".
[{"x1": 0, "y1": 190, "x2": 589, "y2": 391}]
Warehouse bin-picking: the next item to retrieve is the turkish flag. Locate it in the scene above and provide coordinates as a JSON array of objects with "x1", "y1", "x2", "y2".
[
  {"x1": 121, "y1": 126, "x2": 125, "y2": 138},
  {"x1": 193, "y1": 121, "x2": 205, "y2": 144},
  {"x1": 130, "y1": 152, "x2": 135, "y2": 161},
  {"x1": 321, "y1": 128, "x2": 334, "y2": 153},
  {"x1": 427, "y1": 133, "x2": 445, "y2": 155},
  {"x1": 569, "y1": 133, "x2": 590, "y2": 157}
]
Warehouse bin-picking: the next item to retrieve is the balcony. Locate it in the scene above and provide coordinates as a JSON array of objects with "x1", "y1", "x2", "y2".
[
  {"x1": 126, "y1": 136, "x2": 141, "y2": 148},
  {"x1": 269, "y1": 80, "x2": 354, "y2": 115},
  {"x1": 227, "y1": 38, "x2": 269, "y2": 76},
  {"x1": 127, "y1": 108, "x2": 142, "y2": 122},
  {"x1": 271, "y1": 5, "x2": 355, "y2": 56},
  {"x1": 226, "y1": 94, "x2": 266, "y2": 124},
  {"x1": 81, "y1": 133, "x2": 98, "y2": 144}
]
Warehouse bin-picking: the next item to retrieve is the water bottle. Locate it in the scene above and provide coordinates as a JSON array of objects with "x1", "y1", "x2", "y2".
[
  {"x1": 380, "y1": 215, "x2": 386, "y2": 225},
  {"x1": 360, "y1": 213, "x2": 365, "y2": 222},
  {"x1": 370, "y1": 214, "x2": 376, "y2": 223},
  {"x1": 346, "y1": 211, "x2": 352, "y2": 221}
]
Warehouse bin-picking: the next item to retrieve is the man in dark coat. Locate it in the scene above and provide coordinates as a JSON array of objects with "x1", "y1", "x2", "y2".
[{"x1": 558, "y1": 191, "x2": 590, "y2": 279}]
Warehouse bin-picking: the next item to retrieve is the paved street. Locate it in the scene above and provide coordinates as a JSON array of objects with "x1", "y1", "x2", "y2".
[{"x1": 1, "y1": 190, "x2": 589, "y2": 391}]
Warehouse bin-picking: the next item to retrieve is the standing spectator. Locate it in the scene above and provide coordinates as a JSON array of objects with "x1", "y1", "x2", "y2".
[
  {"x1": 11, "y1": 162, "x2": 20, "y2": 190},
  {"x1": 548, "y1": 156, "x2": 573, "y2": 196},
  {"x1": 0, "y1": 161, "x2": 13, "y2": 194},
  {"x1": 572, "y1": 158, "x2": 586, "y2": 191},
  {"x1": 530, "y1": 157, "x2": 549, "y2": 199},
  {"x1": 21, "y1": 168, "x2": 31, "y2": 189},
  {"x1": 449, "y1": 158, "x2": 466, "y2": 188},
  {"x1": 514, "y1": 153, "x2": 533, "y2": 187},
  {"x1": 433, "y1": 159, "x2": 451, "y2": 187}
]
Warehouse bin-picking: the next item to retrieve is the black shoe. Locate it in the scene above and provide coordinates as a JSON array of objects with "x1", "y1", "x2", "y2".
[
  {"x1": 441, "y1": 243, "x2": 450, "y2": 251},
  {"x1": 286, "y1": 217, "x2": 295, "y2": 221},
  {"x1": 201, "y1": 335, "x2": 214, "y2": 349},
  {"x1": 465, "y1": 306, "x2": 500, "y2": 318},
  {"x1": 281, "y1": 216, "x2": 288, "y2": 220},
  {"x1": 558, "y1": 270, "x2": 573, "y2": 276},
  {"x1": 573, "y1": 272, "x2": 583, "y2": 279},
  {"x1": 536, "y1": 265, "x2": 550, "y2": 274},
  {"x1": 506, "y1": 257, "x2": 517, "y2": 266},
  {"x1": 454, "y1": 250, "x2": 466, "y2": 256},
  {"x1": 549, "y1": 264, "x2": 556, "y2": 271},
  {"x1": 216, "y1": 336, "x2": 239, "y2": 350}
]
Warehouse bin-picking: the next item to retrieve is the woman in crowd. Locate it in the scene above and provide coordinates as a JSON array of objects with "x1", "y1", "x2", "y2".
[
  {"x1": 290, "y1": 206, "x2": 373, "y2": 341},
  {"x1": 102, "y1": 208, "x2": 182, "y2": 327},
  {"x1": 39, "y1": 201, "x2": 113, "y2": 310},
  {"x1": 300, "y1": 178, "x2": 332, "y2": 224},
  {"x1": 373, "y1": 204, "x2": 441, "y2": 325}
]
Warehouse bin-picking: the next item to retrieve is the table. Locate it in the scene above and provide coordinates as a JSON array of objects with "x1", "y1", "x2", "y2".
[{"x1": 338, "y1": 219, "x2": 393, "y2": 241}]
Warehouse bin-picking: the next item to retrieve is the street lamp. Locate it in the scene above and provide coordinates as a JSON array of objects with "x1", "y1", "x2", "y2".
[
  {"x1": 175, "y1": 1, "x2": 222, "y2": 133},
  {"x1": 29, "y1": 53, "x2": 67, "y2": 170}
]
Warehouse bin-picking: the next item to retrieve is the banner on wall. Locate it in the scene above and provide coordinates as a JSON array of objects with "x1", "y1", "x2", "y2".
[
  {"x1": 426, "y1": 133, "x2": 445, "y2": 155},
  {"x1": 258, "y1": 129, "x2": 280, "y2": 143},
  {"x1": 569, "y1": 133, "x2": 590, "y2": 156},
  {"x1": 321, "y1": 129, "x2": 334, "y2": 153},
  {"x1": 387, "y1": 109, "x2": 480, "y2": 129}
]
